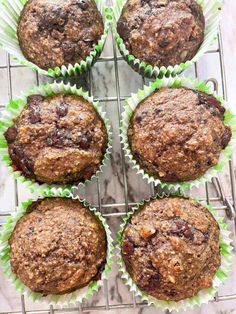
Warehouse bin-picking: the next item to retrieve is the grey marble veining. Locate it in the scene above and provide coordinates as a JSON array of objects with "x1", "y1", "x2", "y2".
[{"x1": 0, "y1": 1, "x2": 236, "y2": 313}]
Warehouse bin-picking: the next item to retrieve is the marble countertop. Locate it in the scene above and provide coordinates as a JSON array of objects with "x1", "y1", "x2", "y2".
[{"x1": 0, "y1": 0, "x2": 236, "y2": 313}]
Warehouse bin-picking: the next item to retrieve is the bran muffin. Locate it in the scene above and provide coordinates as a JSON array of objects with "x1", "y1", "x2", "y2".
[
  {"x1": 121, "y1": 197, "x2": 221, "y2": 301},
  {"x1": 128, "y1": 87, "x2": 232, "y2": 182},
  {"x1": 4, "y1": 94, "x2": 108, "y2": 184},
  {"x1": 117, "y1": 0, "x2": 205, "y2": 67},
  {"x1": 9, "y1": 198, "x2": 107, "y2": 295},
  {"x1": 17, "y1": 0, "x2": 104, "y2": 70}
]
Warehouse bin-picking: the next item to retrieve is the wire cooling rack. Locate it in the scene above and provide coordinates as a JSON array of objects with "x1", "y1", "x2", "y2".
[{"x1": 0, "y1": 22, "x2": 236, "y2": 314}]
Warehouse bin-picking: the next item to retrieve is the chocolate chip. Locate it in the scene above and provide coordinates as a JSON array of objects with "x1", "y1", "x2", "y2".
[
  {"x1": 4, "y1": 125, "x2": 17, "y2": 143},
  {"x1": 141, "y1": 0, "x2": 151, "y2": 5},
  {"x1": 117, "y1": 18, "x2": 130, "y2": 41},
  {"x1": 12, "y1": 146, "x2": 24, "y2": 158},
  {"x1": 122, "y1": 238, "x2": 134, "y2": 256},
  {"x1": 26, "y1": 226, "x2": 35, "y2": 236},
  {"x1": 165, "y1": 290, "x2": 177, "y2": 297},
  {"x1": 207, "y1": 159, "x2": 212, "y2": 166},
  {"x1": 83, "y1": 34, "x2": 95, "y2": 46},
  {"x1": 155, "y1": 108, "x2": 163, "y2": 115},
  {"x1": 56, "y1": 103, "x2": 68, "y2": 117},
  {"x1": 62, "y1": 40, "x2": 76, "y2": 62},
  {"x1": 133, "y1": 151, "x2": 142, "y2": 163},
  {"x1": 10, "y1": 146, "x2": 34, "y2": 177},
  {"x1": 183, "y1": 227, "x2": 193, "y2": 239},
  {"x1": 148, "y1": 272, "x2": 161, "y2": 290},
  {"x1": 78, "y1": 166, "x2": 95, "y2": 180},
  {"x1": 27, "y1": 95, "x2": 44, "y2": 107},
  {"x1": 135, "y1": 115, "x2": 142, "y2": 123},
  {"x1": 76, "y1": 0, "x2": 89, "y2": 10},
  {"x1": 159, "y1": 40, "x2": 169, "y2": 48},
  {"x1": 29, "y1": 106, "x2": 41, "y2": 124},
  {"x1": 171, "y1": 219, "x2": 194, "y2": 240},
  {"x1": 47, "y1": 129, "x2": 69, "y2": 148},
  {"x1": 189, "y1": 35, "x2": 196, "y2": 42},
  {"x1": 198, "y1": 92, "x2": 225, "y2": 116},
  {"x1": 203, "y1": 232, "x2": 209, "y2": 242},
  {"x1": 133, "y1": 15, "x2": 144, "y2": 27},
  {"x1": 92, "y1": 263, "x2": 105, "y2": 281},
  {"x1": 38, "y1": 8, "x2": 67, "y2": 32},
  {"x1": 77, "y1": 134, "x2": 92, "y2": 150},
  {"x1": 175, "y1": 220, "x2": 184, "y2": 229},
  {"x1": 221, "y1": 126, "x2": 232, "y2": 149}
]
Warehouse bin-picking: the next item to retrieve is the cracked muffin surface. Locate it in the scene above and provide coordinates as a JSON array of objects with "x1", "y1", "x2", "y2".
[
  {"x1": 17, "y1": 0, "x2": 104, "y2": 70},
  {"x1": 9, "y1": 198, "x2": 107, "y2": 295},
  {"x1": 121, "y1": 197, "x2": 221, "y2": 301},
  {"x1": 4, "y1": 94, "x2": 108, "y2": 184},
  {"x1": 117, "y1": 0, "x2": 205, "y2": 67},
  {"x1": 128, "y1": 87, "x2": 232, "y2": 182}
]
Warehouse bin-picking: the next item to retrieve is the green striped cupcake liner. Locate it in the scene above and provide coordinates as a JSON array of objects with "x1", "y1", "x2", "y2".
[
  {"x1": 0, "y1": 81, "x2": 112, "y2": 195},
  {"x1": 0, "y1": 0, "x2": 113, "y2": 78},
  {"x1": 120, "y1": 76, "x2": 236, "y2": 191},
  {"x1": 117, "y1": 192, "x2": 233, "y2": 311},
  {"x1": 0, "y1": 189, "x2": 114, "y2": 306},
  {"x1": 112, "y1": 0, "x2": 222, "y2": 78}
]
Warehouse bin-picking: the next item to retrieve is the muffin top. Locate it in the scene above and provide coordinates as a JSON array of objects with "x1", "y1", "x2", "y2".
[
  {"x1": 4, "y1": 94, "x2": 108, "y2": 184},
  {"x1": 117, "y1": 0, "x2": 205, "y2": 67},
  {"x1": 128, "y1": 87, "x2": 232, "y2": 182},
  {"x1": 17, "y1": 0, "x2": 104, "y2": 70},
  {"x1": 121, "y1": 197, "x2": 221, "y2": 301},
  {"x1": 9, "y1": 198, "x2": 107, "y2": 295}
]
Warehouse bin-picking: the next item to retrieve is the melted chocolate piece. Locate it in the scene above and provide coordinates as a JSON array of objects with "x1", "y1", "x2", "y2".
[
  {"x1": 56, "y1": 103, "x2": 68, "y2": 117},
  {"x1": 4, "y1": 125, "x2": 17, "y2": 143}
]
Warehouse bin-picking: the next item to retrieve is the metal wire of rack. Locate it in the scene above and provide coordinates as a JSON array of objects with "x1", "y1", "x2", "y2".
[{"x1": 0, "y1": 21, "x2": 236, "y2": 314}]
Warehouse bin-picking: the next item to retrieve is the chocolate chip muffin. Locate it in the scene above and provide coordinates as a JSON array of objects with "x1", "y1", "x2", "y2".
[
  {"x1": 9, "y1": 198, "x2": 107, "y2": 295},
  {"x1": 4, "y1": 94, "x2": 108, "y2": 184},
  {"x1": 117, "y1": 0, "x2": 205, "y2": 67},
  {"x1": 128, "y1": 87, "x2": 232, "y2": 182},
  {"x1": 121, "y1": 197, "x2": 221, "y2": 301},
  {"x1": 17, "y1": 0, "x2": 104, "y2": 70}
]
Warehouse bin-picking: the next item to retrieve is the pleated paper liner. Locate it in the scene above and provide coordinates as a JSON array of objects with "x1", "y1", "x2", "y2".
[
  {"x1": 0, "y1": 0, "x2": 113, "y2": 78},
  {"x1": 0, "y1": 188, "x2": 114, "y2": 306},
  {"x1": 112, "y1": 0, "x2": 222, "y2": 78},
  {"x1": 120, "y1": 76, "x2": 236, "y2": 191},
  {"x1": 0, "y1": 81, "x2": 112, "y2": 194},
  {"x1": 117, "y1": 192, "x2": 233, "y2": 312}
]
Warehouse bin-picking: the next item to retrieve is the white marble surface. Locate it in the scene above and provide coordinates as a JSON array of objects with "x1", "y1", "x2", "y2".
[{"x1": 0, "y1": 1, "x2": 236, "y2": 313}]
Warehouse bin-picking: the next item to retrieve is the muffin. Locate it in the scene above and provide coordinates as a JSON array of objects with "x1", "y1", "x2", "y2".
[
  {"x1": 9, "y1": 198, "x2": 107, "y2": 295},
  {"x1": 4, "y1": 94, "x2": 108, "y2": 184},
  {"x1": 121, "y1": 197, "x2": 221, "y2": 301},
  {"x1": 117, "y1": 0, "x2": 205, "y2": 67},
  {"x1": 128, "y1": 87, "x2": 232, "y2": 182},
  {"x1": 17, "y1": 0, "x2": 104, "y2": 70}
]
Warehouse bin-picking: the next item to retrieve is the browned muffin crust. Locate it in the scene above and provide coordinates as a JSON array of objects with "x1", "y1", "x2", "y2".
[
  {"x1": 128, "y1": 87, "x2": 232, "y2": 182},
  {"x1": 9, "y1": 198, "x2": 107, "y2": 295},
  {"x1": 121, "y1": 197, "x2": 221, "y2": 301},
  {"x1": 117, "y1": 0, "x2": 205, "y2": 67},
  {"x1": 17, "y1": 0, "x2": 104, "y2": 70},
  {"x1": 4, "y1": 94, "x2": 108, "y2": 184}
]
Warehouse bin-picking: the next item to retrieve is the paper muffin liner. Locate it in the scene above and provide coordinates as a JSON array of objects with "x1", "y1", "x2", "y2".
[
  {"x1": 0, "y1": 190, "x2": 114, "y2": 306},
  {"x1": 0, "y1": 81, "x2": 112, "y2": 194},
  {"x1": 112, "y1": 0, "x2": 222, "y2": 78},
  {"x1": 117, "y1": 192, "x2": 233, "y2": 312},
  {"x1": 0, "y1": 0, "x2": 113, "y2": 78},
  {"x1": 120, "y1": 76, "x2": 236, "y2": 191}
]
